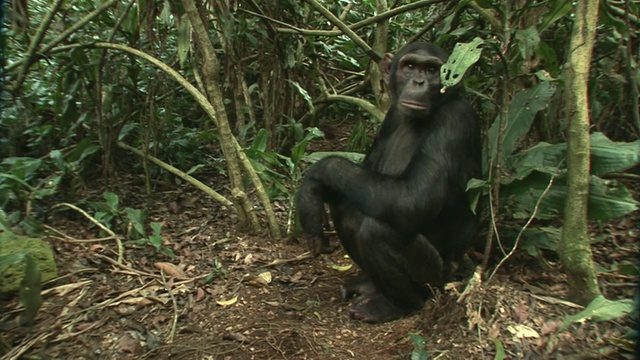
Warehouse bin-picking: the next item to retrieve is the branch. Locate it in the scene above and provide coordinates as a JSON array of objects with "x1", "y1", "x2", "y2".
[
  {"x1": 319, "y1": 94, "x2": 385, "y2": 123},
  {"x1": 8, "y1": 0, "x2": 118, "y2": 78},
  {"x1": 302, "y1": 0, "x2": 381, "y2": 62},
  {"x1": 265, "y1": 0, "x2": 448, "y2": 37},
  {"x1": 117, "y1": 141, "x2": 234, "y2": 208},
  {"x1": 11, "y1": 0, "x2": 64, "y2": 89}
]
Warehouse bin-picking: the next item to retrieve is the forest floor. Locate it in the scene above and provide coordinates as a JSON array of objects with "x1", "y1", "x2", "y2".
[{"x1": 1, "y1": 125, "x2": 638, "y2": 360}]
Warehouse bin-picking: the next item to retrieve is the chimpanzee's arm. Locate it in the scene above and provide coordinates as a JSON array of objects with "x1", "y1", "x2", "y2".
[{"x1": 304, "y1": 101, "x2": 478, "y2": 233}]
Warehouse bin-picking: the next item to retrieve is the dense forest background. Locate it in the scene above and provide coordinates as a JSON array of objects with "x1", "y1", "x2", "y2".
[{"x1": 1, "y1": 1, "x2": 639, "y2": 359}]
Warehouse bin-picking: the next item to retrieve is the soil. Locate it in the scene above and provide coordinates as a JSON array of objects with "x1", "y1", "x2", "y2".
[{"x1": 1, "y1": 125, "x2": 638, "y2": 360}]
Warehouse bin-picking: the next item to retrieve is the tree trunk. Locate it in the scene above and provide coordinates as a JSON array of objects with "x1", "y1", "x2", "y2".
[
  {"x1": 181, "y1": 0, "x2": 283, "y2": 239},
  {"x1": 369, "y1": 0, "x2": 390, "y2": 113},
  {"x1": 558, "y1": 0, "x2": 602, "y2": 305}
]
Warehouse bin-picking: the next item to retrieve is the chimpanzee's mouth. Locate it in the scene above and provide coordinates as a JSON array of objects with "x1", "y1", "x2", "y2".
[{"x1": 401, "y1": 101, "x2": 429, "y2": 110}]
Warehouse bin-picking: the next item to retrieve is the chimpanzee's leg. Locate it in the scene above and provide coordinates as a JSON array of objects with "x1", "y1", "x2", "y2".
[{"x1": 336, "y1": 216, "x2": 446, "y2": 323}]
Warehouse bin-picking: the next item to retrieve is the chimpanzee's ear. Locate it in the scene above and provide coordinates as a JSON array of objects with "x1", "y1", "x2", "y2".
[{"x1": 378, "y1": 53, "x2": 394, "y2": 84}]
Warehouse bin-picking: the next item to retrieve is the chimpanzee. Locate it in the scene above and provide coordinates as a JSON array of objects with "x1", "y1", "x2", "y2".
[{"x1": 295, "y1": 42, "x2": 481, "y2": 323}]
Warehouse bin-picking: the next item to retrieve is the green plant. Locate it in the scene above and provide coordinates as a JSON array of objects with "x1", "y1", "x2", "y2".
[
  {"x1": 245, "y1": 127, "x2": 324, "y2": 233},
  {"x1": 87, "y1": 191, "x2": 174, "y2": 256},
  {"x1": 0, "y1": 157, "x2": 56, "y2": 235},
  {"x1": 409, "y1": 333, "x2": 429, "y2": 360},
  {"x1": 472, "y1": 80, "x2": 640, "y2": 257}
]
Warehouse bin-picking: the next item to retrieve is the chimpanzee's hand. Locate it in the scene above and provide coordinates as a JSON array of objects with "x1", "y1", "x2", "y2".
[{"x1": 305, "y1": 234, "x2": 334, "y2": 257}]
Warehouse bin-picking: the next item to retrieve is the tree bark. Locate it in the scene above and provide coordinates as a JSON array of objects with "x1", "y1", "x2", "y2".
[
  {"x1": 369, "y1": 0, "x2": 390, "y2": 113},
  {"x1": 558, "y1": 0, "x2": 602, "y2": 305}
]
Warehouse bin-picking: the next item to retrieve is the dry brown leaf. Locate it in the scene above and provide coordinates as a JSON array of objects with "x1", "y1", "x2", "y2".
[
  {"x1": 507, "y1": 324, "x2": 539, "y2": 339},
  {"x1": 512, "y1": 302, "x2": 530, "y2": 323},
  {"x1": 89, "y1": 244, "x2": 105, "y2": 252},
  {"x1": 216, "y1": 295, "x2": 238, "y2": 307},
  {"x1": 242, "y1": 273, "x2": 269, "y2": 287},
  {"x1": 119, "y1": 333, "x2": 140, "y2": 353},
  {"x1": 540, "y1": 320, "x2": 560, "y2": 335},
  {"x1": 154, "y1": 262, "x2": 186, "y2": 278},
  {"x1": 195, "y1": 287, "x2": 206, "y2": 302},
  {"x1": 43, "y1": 280, "x2": 92, "y2": 297}
]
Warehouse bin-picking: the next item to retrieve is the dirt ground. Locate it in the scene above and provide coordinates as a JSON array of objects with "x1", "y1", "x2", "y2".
[{"x1": 1, "y1": 127, "x2": 638, "y2": 359}]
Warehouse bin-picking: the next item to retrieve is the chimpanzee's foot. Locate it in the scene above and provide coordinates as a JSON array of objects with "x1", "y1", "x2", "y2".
[
  {"x1": 305, "y1": 235, "x2": 334, "y2": 256},
  {"x1": 349, "y1": 293, "x2": 414, "y2": 323},
  {"x1": 340, "y1": 275, "x2": 376, "y2": 300}
]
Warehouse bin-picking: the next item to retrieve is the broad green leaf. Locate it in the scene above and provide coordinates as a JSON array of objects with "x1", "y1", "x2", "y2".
[
  {"x1": 1, "y1": 157, "x2": 43, "y2": 181},
  {"x1": 539, "y1": 0, "x2": 573, "y2": 33},
  {"x1": 466, "y1": 178, "x2": 488, "y2": 191},
  {"x1": 50, "y1": 150, "x2": 65, "y2": 171},
  {"x1": 103, "y1": 191, "x2": 119, "y2": 211},
  {"x1": 441, "y1": 37, "x2": 484, "y2": 89},
  {"x1": 520, "y1": 226, "x2": 561, "y2": 257},
  {"x1": 507, "y1": 142, "x2": 566, "y2": 181},
  {"x1": 291, "y1": 127, "x2": 324, "y2": 165},
  {"x1": 487, "y1": 81, "x2": 557, "y2": 165},
  {"x1": 501, "y1": 174, "x2": 638, "y2": 221},
  {"x1": 150, "y1": 222, "x2": 162, "y2": 236},
  {"x1": 560, "y1": 296, "x2": 633, "y2": 331},
  {"x1": 125, "y1": 208, "x2": 147, "y2": 238},
  {"x1": 587, "y1": 176, "x2": 639, "y2": 219},
  {"x1": 506, "y1": 132, "x2": 640, "y2": 180},
  {"x1": 249, "y1": 128, "x2": 269, "y2": 153},
  {"x1": 590, "y1": 133, "x2": 640, "y2": 175},
  {"x1": 515, "y1": 27, "x2": 540, "y2": 60}
]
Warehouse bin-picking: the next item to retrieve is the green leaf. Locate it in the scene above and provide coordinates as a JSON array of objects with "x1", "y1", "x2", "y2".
[
  {"x1": 520, "y1": 226, "x2": 561, "y2": 257},
  {"x1": 249, "y1": 128, "x2": 269, "y2": 153},
  {"x1": 507, "y1": 142, "x2": 566, "y2": 180},
  {"x1": 487, "y1": 81, "x2": 557, "y2": 164},
  {"x1": 286, "y1": 80, "x2": 314, "y2": 114},
  {"x1": 501, "y1": 174, "x2": 638, "y2": 221},
  {"x1": 186, "y1": 164, "x2": 205, "y2": 175},
  {"x1": 489, "y1": 337, "x2": 505, "y2": 360},
  {"x1": 19, "y1": 255, "x2": 43, "y2": 326},
  {"x1": 125, "y1": 208, "x2": 147, "y2": 238},
  {"x1": 587, "y1": 176, "x2": 639, "y2": 219},
  {"x1": 0, "y1": 252, "x2": 27, "y2": 268},
  {"x1": 150, "y1": 222, "x2": 162, "y2": 236},
  {"x1": 505, "y1": 132, "x2": 640, "y2": 180},
  {"x1": 590, "y1": 133, "x2": 640, "y2": 175},
  {"x1": 103, "y1": 191, "x2": 119, "y2": 212},
  {"x1": 515, "y1": 27, "x2": 540, "y2": 61},
  {"x1": 50, "y1": 150, "x2": 65, "y2": 171},
  {"x1": 330, "y1": 264, "x2": 352, "y2": 271},
  {"x1": 465, "y1": 178, "x2": 488, "y2": 191},
  {"x1": 1, "y1": 157, "x2": 43, "y2": 181},
  {"x1": 441, "y1": 37, "x2": 484, "y2": 89},
  {"x1": 409, "y1": 333, "x2": 429, "y2": 360},
  {"x1": 291, "y1": 127, "x2": 324, "y2": 165},
  {"x1": 560, "y1": 296, "x2": 633, "y2": 331},
  {"x1": 539, "y1": 0, "x2": 573, "y2": 33}
]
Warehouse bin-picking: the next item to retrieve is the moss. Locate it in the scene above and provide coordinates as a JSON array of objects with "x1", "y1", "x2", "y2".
[{"x1": 0, "y1": 232, "x2": 58, "y2": 294}]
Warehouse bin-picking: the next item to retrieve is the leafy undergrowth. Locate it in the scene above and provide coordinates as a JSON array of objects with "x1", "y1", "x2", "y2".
[
  {"x1": 0, "y1": 179, "x2": 637, "y2": 360},
  {"x1": 1, "y1": 123, "x2": 638, "y2": 359}
]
